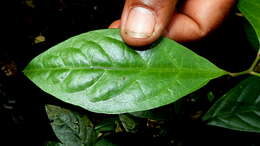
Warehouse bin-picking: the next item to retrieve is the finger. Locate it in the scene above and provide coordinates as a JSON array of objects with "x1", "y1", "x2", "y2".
[
  {"x1": 120, "y1": 0, "x2": 178, "y2": 46},
  {"x1": 109, "y1": 20, "x2": 121, "y2": 28},
  {"x1": 165, "y1": 0, "x2": 235, "y2": 42}
]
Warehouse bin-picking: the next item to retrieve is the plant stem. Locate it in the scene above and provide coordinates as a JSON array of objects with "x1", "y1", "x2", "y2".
[
  {"x1": 229, "y1": 48, "x2": 260, "y2": 77},
  {"x1": 229, "y1": 70, "x2": 250, "y2": 77},
  {"x1": 249, "y1": 50, "x2": 260, "y2": 71},
  {"x1": 250, "y1": 71, "x2": 260, "y2": 77}
]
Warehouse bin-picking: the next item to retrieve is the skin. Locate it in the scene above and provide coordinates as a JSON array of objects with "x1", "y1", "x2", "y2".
[{"x1": 109, "y1": 0, "x2": 236, "y2": 47}]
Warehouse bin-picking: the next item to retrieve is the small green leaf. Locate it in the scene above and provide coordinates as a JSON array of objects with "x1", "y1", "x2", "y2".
[
  {"x1": 130, "y1": 110, "x2": 162, "y2": 120},
  {"x1": 45, "y1": 105, "x2": 97, "y2": 146},
  {"x1": 238, "y1": 0, "x2": 260, "y2": 42},
  {"x1": 207, "y1": 91, "x2": 215, "y2": 103},
  {"x1": 95, "y1": 138, "x2": 117, "y2": 146},
  {"x1": 95, "y1": 118, "x2": 116, "y2": 133},
  {"x1": 129, "y1": 107, "x2": 172, "y2": 120},
  {"x1": 45, "y1": 141, "x2": 64, "y2": 146},
  {"x1": 24, "y1": 29, "x2": 227, "y2": 114},
  {"x1": 119, "y1": 114, "x2": 138, "y2": 133},
  {"x1": 203, "y1": 76, "x2": 260, "y2": 133}
]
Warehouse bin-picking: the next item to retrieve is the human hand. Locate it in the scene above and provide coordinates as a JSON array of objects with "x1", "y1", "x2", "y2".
[{"x1": 109, "y1": 0, "x2": 235, "y2": 46}]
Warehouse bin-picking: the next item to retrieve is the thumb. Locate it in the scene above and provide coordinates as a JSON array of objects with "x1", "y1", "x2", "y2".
[{"x1": 120, "y1": 0, "x2": 177, "y2": 46}]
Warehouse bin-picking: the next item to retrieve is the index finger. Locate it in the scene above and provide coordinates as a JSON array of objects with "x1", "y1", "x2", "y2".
[{"x1": 165, "y1": 0, "x2": 235, "y2": 42}]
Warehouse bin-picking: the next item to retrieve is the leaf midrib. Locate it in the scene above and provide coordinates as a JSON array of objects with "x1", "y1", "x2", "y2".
[{"x1": 24, "y1": 66, "x2": 223, "y2": 74}]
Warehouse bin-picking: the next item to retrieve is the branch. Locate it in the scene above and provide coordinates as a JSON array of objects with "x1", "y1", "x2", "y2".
[{"x1": 229, "y1": 48, "x2": 260, "y2": 77}]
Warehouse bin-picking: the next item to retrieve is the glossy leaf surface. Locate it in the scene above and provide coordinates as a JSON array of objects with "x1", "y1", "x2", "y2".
[
  {"x1": 45, "y1": 105, "x2": 97, "y2": 145},
  {"x1": 203, "y1": 76, "x2": 260, "y2": 132},
  {"x1": 24, "y1": 29, "x2": 226, "y2": 114},
  {"x1": 243, "y1": 20, "x2": 259, "y2": 50},
  {"x1": 238, "y1": 0, "x2": 260, "y2": 41}
]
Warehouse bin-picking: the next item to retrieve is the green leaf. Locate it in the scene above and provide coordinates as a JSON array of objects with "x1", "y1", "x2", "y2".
[
  {"x1": 95, "y1": 118, "x2": 116, "y2": 133},
  {"x1": 95, "y1": 138, "x2": 117, "y2": 146},
  {"x1": 119, "y1": 114, "x2": 138, "y2": 133},
  {"x1": 203, "y1": 76, "x2": 260, "y2": 133},
  {"x1": 130, "y1": 110, "x2": 166, "y2": 120},
  {"x1": 24, "y1": 29, "x2": 227, "y2": 114},
  {"x1": 129, "y1": 106, "x2": 172, "y2": 120},
  {"x1": 243, "y1": 19, "x2": 259, "y2": 50},
  {"x1": 238, "y1": 0, "x2": 260, "y2": 42},
  {"x1": 45, "y1": 141, "x2": 64, "y2": 146},
  {"x1": 207, "y1": 91, "x2": 215, "y2": 103},
  {"x1": 45, "y1": 105, "x2": 97, "y2": 146}
]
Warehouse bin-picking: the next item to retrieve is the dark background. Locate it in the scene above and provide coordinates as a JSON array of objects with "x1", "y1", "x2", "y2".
[{"x1": 0, "y1": 0, "x2": 259, "y2": 146}]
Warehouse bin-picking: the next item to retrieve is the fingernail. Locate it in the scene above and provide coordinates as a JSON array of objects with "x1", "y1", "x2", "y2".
[{"x1": 125, "y1": 7, "x2": 156, "y2": 38}]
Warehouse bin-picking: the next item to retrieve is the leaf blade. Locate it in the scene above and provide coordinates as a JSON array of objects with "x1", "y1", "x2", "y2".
[
  {"x1": 45, "y1": 105, "x2": 97, "y2": 146},
  {"x1": 203, "y1": 76, "x2": 260, "y2": 133},
  {"x1": 238, "y1": 0, "x2": 260, "y2": 42},
  {"x1": 24, "y1": 29, "x2": 226, "y2": 114}
]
